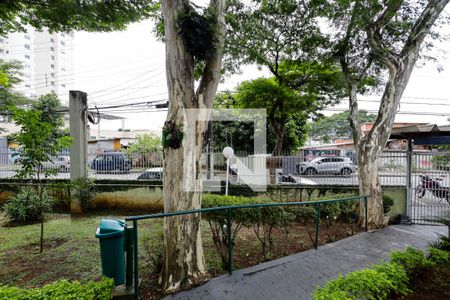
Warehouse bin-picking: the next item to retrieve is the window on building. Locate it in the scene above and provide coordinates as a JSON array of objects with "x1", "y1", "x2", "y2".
[
  {"x1": 51, "y1": 73, "x2": 55, "y2": 77},
  {"x1": 50, "y1": 81, "x2": 55, "y2": 86},
  {"x1": 61, "y1": 41, "x2": 65, "y2": 46},
  {"x1": 50, "y1": 55, "x2": 54, "y2": 60},
  {"x1": 25, "y1": 64, "x2": 31, "y2": 69},
  {"x1": 25, "y1": 84, "x2": 31, "y2": 88},
  {"x1": 61, "y1": 84, "x2": 66, "y2": 87},
  {"x1": 25, "y1": 44, "x2": 30, "y2": 49},
  {"x1": 0, "y1": 38, "x2": 4, "y2": 43},
  {"x1": 61, "y1": 33, "x2": 65, "y2": 37},
  {"x1": 25, "y1": 35, "x2": 30, "y2": 40},
  {"x1": 0, "y1": 49, "x2": 3, "y2": 54},
  {"x1": 24, "y1": 54, "x2": 30, "y2": 59},
  {"x1": 50, "y1": 38, "x2": 54, "y2": 43},
  {"x1": 5, "y1": 50, "x2": 9, "y2": 54},
  {"x1": 61, "y1": 68, "x2": 66, "y2": 72},
  {"x1": 50, "y1": 64, "x2": 54, "y2": 69},
  {"x1": 61, "y1": 50, "x2": 65, "y2": 55},
  {"x1": 51, "y1": 89, "x2": 55, "y2": 93}
]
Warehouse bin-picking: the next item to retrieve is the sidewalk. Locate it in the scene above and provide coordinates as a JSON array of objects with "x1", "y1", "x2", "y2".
[{"x1": 165, "y1": 225, "x2": 446, "y2": 300}]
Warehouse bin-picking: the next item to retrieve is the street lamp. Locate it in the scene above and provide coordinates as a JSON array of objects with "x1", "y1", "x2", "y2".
[{"x1": 222, "y1": 147, "x2": 234, "y2": 196}]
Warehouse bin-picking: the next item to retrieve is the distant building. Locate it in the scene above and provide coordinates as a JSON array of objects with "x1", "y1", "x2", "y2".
[{"x1": 0, "y1": 25, "x2": 74, "y2": 101}]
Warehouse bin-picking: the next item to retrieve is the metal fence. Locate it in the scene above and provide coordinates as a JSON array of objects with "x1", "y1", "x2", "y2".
[
  {"x1": 125, "y1": 195, "x2": 369, "y2": 300},
  {"x1": 408, "y1": 151, "x2": 450, "y2": 223}
]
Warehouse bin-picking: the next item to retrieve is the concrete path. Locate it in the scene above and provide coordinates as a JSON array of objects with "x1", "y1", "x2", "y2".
[{"x1": 165, "y1": 225, "x2": 446, "y2": 300}]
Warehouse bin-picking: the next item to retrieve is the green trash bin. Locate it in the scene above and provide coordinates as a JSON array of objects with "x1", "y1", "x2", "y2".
[{"x1": 96, "y1": 219, "x2": 126, "y2": 285}]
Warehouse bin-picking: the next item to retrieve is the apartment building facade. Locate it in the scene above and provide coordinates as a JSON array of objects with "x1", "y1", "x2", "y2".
[{"x1": 0, "y1": 25, "x2": 74, "y2": 102}]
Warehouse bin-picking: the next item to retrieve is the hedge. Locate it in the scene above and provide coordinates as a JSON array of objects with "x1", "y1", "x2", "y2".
[
  {"x1": 313, "y1": 245, "x2": 450, "y2": 300},
  {"x1": 0, "y1": 277, "x2": 114, "y2": 300}
]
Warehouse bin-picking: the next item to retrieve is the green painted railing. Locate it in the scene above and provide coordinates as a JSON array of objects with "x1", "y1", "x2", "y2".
[{"x1": 125, "y1": 195, "x2": 370, "y2": 299}]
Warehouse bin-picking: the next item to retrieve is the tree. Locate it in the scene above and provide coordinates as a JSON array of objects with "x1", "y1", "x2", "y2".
[
  {"x1": 329, "y1": 0, "x2": 449, "y2": 227},
  {"x1": 309, "y1": 111, "x2": 377, "y2": 143},
  {"x1": 225, "y1": 0, "x2": 345, "y2": 154},
  {"x1": 9, "y1": 107, "x2": 71, "y2": 252},
  {"x1": 236, "y1": 79, "x2": 311, "y2": 154},
  {"x1": 160, "y1": 0, "x2": 226, "y2": 292},
  {"x1": 0, "y1": 1, "x2": 157, "y2": 36},
  {"x1": 126, "y1": 134, "x2": 162, "y2": 167},
  {"x1": 0, "y1": 59, "x2": 31, "y2": 123}
]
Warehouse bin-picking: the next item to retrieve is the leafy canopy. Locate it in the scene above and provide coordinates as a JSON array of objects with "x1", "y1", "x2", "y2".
[
  {"x1": 309, "y1": 111, "x2": 377, "y2": 143},
  {"x1": 9, "y1": 107, "x2": 71, "y2": 179},
  {"x1": 0, "y1": 0, "x2": 159, "y2": 36}
]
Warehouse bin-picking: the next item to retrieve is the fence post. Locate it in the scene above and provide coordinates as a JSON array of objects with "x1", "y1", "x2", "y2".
[
  {"x1": 125, "y1": 226, "x2": 134, "y2": 287},
  {"x1": 227, "y1": 208, "x2": 233, "y2": 274},
  {"x1": 133, "y1": 220, "x2": 139, "y2": 300},
  {"x1": 364, "y1": 196, "x2": 368, "y2": 232},
  {"x1": 314, "y1": 203, "x2": 320, "y2": 249}
]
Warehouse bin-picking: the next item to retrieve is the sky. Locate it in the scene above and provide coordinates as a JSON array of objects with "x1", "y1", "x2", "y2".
[{"x1": 73, "y1": 19, "x2": 450, "y2": 132}]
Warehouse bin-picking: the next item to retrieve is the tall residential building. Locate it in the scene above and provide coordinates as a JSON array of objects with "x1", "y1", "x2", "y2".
[{"x1": 0, "y1": 25, "x2": 74, "y2": 103}]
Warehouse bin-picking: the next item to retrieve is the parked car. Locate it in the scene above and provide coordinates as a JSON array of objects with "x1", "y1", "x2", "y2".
[
  {"x1": 137, "y1": 167, "x2": 163, "y2": 180},
  {"x1": 42, "y1": 155, "x2": 70, "y2": 172},
  {"x1": 90, "y1": 152, "x2": 131, "y2": 173},
  {"x1": 296, "y1": 156, "x2": 356, "y2": 176}
]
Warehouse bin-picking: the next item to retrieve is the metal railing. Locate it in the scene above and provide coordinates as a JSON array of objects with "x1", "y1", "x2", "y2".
[{"x1": 125, "y1": 195, "x2": 370, "y2": 299}]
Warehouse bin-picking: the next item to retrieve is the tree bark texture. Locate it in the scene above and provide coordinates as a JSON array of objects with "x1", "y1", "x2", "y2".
[
  {"x1": 161, "y1": 0, "x2": 226, "y2": 293},
  {"x1": 347, "y1": 0, "x2": 449, "y2": 228}
]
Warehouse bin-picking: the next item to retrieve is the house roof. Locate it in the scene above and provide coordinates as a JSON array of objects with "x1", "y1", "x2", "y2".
[{"x1": 390, "y1": 124, "x2": 450, "y2": 145}]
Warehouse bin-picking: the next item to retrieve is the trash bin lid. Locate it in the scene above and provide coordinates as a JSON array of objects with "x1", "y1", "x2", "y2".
[{"x1": 96, "y1": 219, "x2": 126, "y2": 239}]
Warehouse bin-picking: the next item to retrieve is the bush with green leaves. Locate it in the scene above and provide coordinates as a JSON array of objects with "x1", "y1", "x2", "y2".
[
  {"x1": 382, "y1": 194, "x2": 394, "y2": 214},
  {"x1": 202, "y1": 194, "x2": 261, "y2": 267},
  {"x1": 0, "y1": 277, "x2": 114, "y2": 299},
  {"x1": 428, "y1": 247, "x2": 450, "y2": 264},
  {"x1": 142, "y1": 222, "x2": 164, "y2": 275},
  {"x1": 313, "y1": 262, "x2": 409, "y2": 300},
  {"x1": 390, "y1": 247, "x2": 433, "y2": 275},
  {"x1": 3, "y1": 187, "x2": 54, "y2": 223}
]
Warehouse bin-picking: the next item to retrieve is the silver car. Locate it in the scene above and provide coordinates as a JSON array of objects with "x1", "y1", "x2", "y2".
[
  {"x1": 42, "y1": 155, "x2": 70, "y2": 172},
  {"x1": 296, "y1": 157, "x2": 355, "y2": 176}
]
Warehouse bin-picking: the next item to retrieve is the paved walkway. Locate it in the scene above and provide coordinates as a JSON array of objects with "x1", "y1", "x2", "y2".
[{"x1": 166, "y1": 225, "x2": 446, "y2": 300}]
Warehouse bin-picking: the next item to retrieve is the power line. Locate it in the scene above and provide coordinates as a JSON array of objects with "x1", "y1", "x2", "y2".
[{"x1": 322, "y1": 107, "x2": 450, "y2": 116}]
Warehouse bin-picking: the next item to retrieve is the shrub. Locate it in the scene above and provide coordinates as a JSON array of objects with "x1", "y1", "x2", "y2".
[
  {"x1": 3, "y1": 187, "x2": 54, "y2": 223},
  {"x1": 390, "y1": 247, "x2": 433, "y2": 275},
  {"x1": 313, "y1": 262, "x2": 409, "y2": 300},
  {"x1": 0, "y1": 277, "x2": 114, "y2": 299},
  {"x1": 428, "y1": 247, "x2": 450, "y2": 264},
  {"x1": 142, "y1": 222, "x2": 164, "y2": 275},
  {"x1": 382, "y1": 195, "x2": 394, "y2": 214},
  {"x1": 429, "y1": 235, "x2": 450, "y2": 252},
  {"x1": 202, "y1": 194, "x2": 261, "y2": 267}
]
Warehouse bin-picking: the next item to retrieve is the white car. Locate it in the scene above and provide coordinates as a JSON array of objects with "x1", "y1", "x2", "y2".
[
  {"x1": 42, "y1": 155, "x2": 70, "y2": 172},
  {"x1": 296, "y1": 157, "x2": 355, "y2": 176}
]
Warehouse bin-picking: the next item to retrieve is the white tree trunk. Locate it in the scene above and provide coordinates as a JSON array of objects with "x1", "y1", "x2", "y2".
[{"x1": 161, "y1": 0, "x2": 225, "y2": 293}]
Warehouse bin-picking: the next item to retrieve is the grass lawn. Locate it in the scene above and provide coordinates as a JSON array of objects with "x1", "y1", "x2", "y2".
[{"x1": 0, "y1": 209, "x2": 361, "y2": 298}]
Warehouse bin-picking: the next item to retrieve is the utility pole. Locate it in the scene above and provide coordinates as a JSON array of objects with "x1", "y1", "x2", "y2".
[{"x1": 69, "y1": 90, "x2": 88, "y2": 213}]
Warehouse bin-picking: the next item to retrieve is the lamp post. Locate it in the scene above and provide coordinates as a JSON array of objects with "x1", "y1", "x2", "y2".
[{"x1": 222, "y1": 147, "x2": 234, "y2": 196}]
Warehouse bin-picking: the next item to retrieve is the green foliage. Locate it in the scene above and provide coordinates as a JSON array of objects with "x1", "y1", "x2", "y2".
[
  {"x1": 177, "y1": 4, "x2": 218, "y2": 62},
  {"x1": 31, "y1": 92, "x2": 64, "y2": 130},
  {"x1": 431, "y1": 154, "x2": 450, "y2": 171},
  {"x1": 308, "y1": 111, "x2": 377, "y2": 143},
  {"x1": 162, "y1": 121, "x2": 183, "y2": 150},
  {"x1": 382, "y1": 195, "x2": 394, "y2": 214},
  {"x1": 429, "y1": 233, "x2": 450, "y2": 252},
  {"x1": 202, "y1": 194, "x2": 261, "y2": 267},
  {"x1": 390, "y1": 247, "x2": 433, "y2": 275},
  {"x1": 142, "y1": 222, "x2": 164, "y2": 275},
  {"x1": 126, "y1": 134, "x2": 162, "y2": 168},
  {"x1": 71, "y1": 177, "x2": 96, "y2": 210},
  {"x1": 0, "y1": 59, "x2": 31, "y2": 121},
  {"x1": 428, "y1": 247, "x2": 450, "y2": 265},
  {"x1": 313, "y1": 262, "x2": 409, "y2": 300},
  {"x1": 9, "y1": 107, "x2": 72, "y2": 180},
  {"x1": 0, "y1": 1, "x2": 159, "y2": 36},
  {"x1": 3, "y1": 187, "x2": 54, "y2": 223},
  {"x1": 0, "y1": 277, "x2": 114, "y2": 299}
]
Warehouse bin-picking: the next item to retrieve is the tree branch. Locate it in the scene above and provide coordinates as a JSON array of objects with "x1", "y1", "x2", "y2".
[
  {"x1": 400, "y1": 0, "x2": 449, "y2": 60},
  {"x1": 195, "y1": 0, "x2": 226, "y2": 108}
]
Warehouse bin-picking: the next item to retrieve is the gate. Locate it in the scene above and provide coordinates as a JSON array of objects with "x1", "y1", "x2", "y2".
[{"x1": 409, "y1": 151, "x2": 450, "y2": 223}]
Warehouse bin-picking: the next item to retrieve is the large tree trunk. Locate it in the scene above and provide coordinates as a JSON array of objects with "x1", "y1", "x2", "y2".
[
  {"x1": 344, "y1": 0, "x2": 449, "y2": 228},
  {"x1": 161, "y1": 0, "x2": 225, "y2": 293}
]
